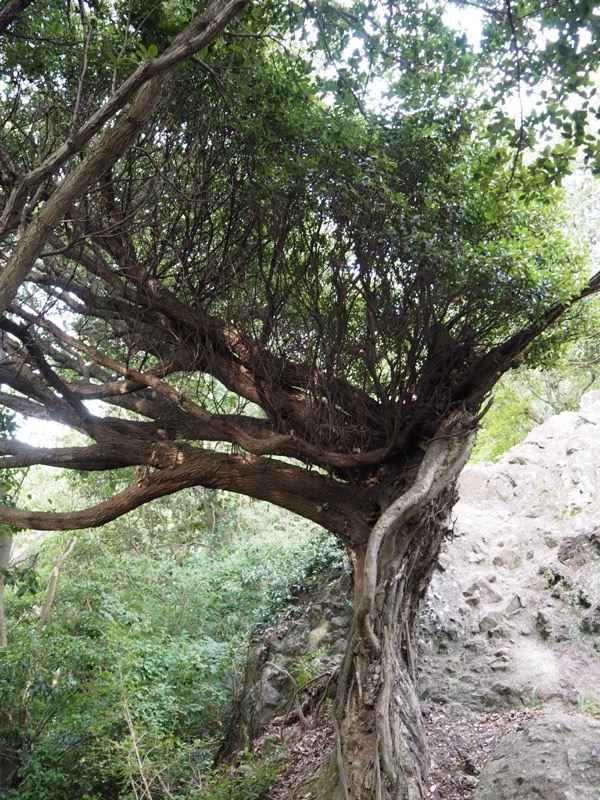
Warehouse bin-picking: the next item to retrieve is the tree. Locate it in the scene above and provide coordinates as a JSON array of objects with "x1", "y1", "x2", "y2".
[{"x1": 0, "y1": 1, "x2": 599, "y2": 797}]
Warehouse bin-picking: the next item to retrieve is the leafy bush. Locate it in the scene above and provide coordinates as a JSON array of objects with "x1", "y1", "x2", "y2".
[
  {"x1": 0, "y1": 478, "x2": 347, "y2": 800},
  {"x1": 472, "y1": 360, "x2": 599, "y2": 462},
  {"x1": 192, "y1": 752, "x2": 282, "y2": 800}
]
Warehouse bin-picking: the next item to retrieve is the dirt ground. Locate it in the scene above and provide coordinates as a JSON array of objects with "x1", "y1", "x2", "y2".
[
  {"x1": 259, "y1": 701, "x2": 536, "y2": 800},
  {"x1": 423, "y1": 702, "x2": 537, "y2": 799}
]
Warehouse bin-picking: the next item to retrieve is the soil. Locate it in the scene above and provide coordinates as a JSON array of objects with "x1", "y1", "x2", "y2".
[
  {"x1": 423, "y1": 702, "x2": 537, "y2": 799},
  {"x1": 260, "y1": 701, "x2": 538, "y2": 800}
]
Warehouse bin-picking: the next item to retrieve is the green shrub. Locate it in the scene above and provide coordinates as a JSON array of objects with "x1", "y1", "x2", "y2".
[{"x1": 1, "y1": 482, "x2": 347, "y2": 800}]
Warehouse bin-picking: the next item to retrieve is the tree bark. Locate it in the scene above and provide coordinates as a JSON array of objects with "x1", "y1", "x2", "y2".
[
  {"x1": 0, "y1": 530, "x2": 12, "y2": 647},
  {"x1": 326, "y1": 425, "x2": 475, "y2": 800},
  {"x1": 332, "y1": 499, "x2": 450, "y2": 799}
]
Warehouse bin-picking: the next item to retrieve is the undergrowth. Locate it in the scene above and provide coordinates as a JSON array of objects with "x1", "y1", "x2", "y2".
[{"x1": 0, "y1": 480, "x2": 347, "y2": 800}]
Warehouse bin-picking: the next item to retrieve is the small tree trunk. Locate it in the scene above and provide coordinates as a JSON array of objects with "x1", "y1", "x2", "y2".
[
  {"x1": 0, "y1": 530, "x2": 12, "y2": 647},
  {"x1": 327, "y1": 422, "x2": 475, "y2": 800},
  {"x1": 36, "y1": 536, "x2": 77, "y2": 631}
]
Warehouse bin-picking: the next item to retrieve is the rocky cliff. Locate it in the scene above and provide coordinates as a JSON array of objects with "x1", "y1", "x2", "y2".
[
  {"x1": 424, "y1": 390, "x2": 600, "y2": 703},
  {"x1": 420, "y1": 389, "x2": 600, "y2": 799}
]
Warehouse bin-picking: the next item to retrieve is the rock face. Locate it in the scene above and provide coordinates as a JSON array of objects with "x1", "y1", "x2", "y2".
[
  {"x1": 420, "y1": 391, "x2": 600, "y2": 798},
  {"x1": 473, "y1": 713, "x2": 600, "y2": 800},
  {"x1": 421, "y1": 390, "x2": 600, "y2": 712},
  {"x1": 226, "y1": 575, "x2": 351, "y2": 753}
]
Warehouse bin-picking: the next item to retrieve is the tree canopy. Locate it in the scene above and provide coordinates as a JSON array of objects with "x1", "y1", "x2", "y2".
[{"x1": 0, "y1": 0, "x2": 598, "y2": 536}]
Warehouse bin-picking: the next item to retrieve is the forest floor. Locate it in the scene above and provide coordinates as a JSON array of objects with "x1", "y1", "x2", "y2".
[
  {"x1": 259, "y1": 711, "x2": 333, "y2": 800},
  {"x1": 423, "y1": 703, "x2": 537, "y2": 799},
  {"x1": 260, "y1": 702, "x2": 537, "y2": 800}
]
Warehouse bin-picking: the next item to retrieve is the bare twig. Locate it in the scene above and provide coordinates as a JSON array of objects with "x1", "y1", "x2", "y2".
[{"x1": 123, "y1": 696, "x2": 154, "y2": 800}]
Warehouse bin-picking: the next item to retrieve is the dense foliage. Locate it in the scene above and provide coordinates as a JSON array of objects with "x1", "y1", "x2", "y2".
[{"x1": 0, "y1": 470, "x2": 345, "y2": 799}]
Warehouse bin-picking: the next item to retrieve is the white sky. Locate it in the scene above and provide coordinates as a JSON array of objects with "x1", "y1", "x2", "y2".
[
  {"x1": 16, "y1": 415, "x2": 71, "y2": 447},
  {"x1": 442, "y1": 4, "x2": 484, "y2": 48}
]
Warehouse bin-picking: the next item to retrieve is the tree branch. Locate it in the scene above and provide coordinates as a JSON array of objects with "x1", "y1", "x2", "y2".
[
  {"x1": 0, "y1": 0, "x2": 248, "y2": 311},
  {"x1": 0, "y1": 449, "x2": 370, "y2": 543},
  {"x1": 36, "y1": 536, "x2": 76, "y2": 631},
  {"x1": 0, "y1": 0, "x2": 35, "y2": 34},
  {"x1": 15, "y1": 308, "x2": 398, "y2": 470},
  {"x1": 454, "y1": 268, "x2": 600, "y2": 406},
  {"x1": 0, "y1": 438, "x2": 148, "y2": 470}
]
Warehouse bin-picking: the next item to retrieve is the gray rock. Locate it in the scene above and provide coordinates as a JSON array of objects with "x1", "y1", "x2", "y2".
[
  {"x1": 260, "y1": 676, "x2": 281, "y2": 706},
  {"x1": 473, "y1": 713, "x2": 600, "y2": 800},
  {"x1": 537, "y1": 608, "x2": 553, "y2": 638},
  {"x1": 420, "y1": 392, "x2": 600, "y2": 717},
  {"x1": 464, "y1": 635, "x2": 486, "y2": 652},
  {"x1": 581, "y1": 609, "x2": 600, "y2": 635},
  {"x1": 437, "y1": 552, "x2": 452, "y2": 571},
  {"x1": 467, "y1": 578, "x2": 503, "y2": 603},
  {"x1": 492, "y1": 549, "x2": 522, "y2": 569},
  {"x1": 558, "y1": 527, "x2": 600, "y2": 567},
  {"x1": 468, "y1": 550, "x2": 486, "y2": 564},
  {"x1": 330, "y1": 615, "x2": 348, "y2": 630},
  {"x1": 545, "y1": 531, "x2": 562, "y2": 548},
  {"x1": 504, "y1": 594, "x2": 524, "y2": 615},
  {"x1": 479, "y1": 612, "x2": 505, "y2": 636},
  {"x1": 579, "y1": 389, "x2": 600, "y2": 420}
]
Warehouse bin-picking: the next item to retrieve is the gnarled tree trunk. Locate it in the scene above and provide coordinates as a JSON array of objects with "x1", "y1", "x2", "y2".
[{"x1": 326, "y1": 422, "x2": 475, "y2": 800}]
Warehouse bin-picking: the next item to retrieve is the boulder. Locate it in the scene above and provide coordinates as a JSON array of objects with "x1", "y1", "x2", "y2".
[
  {"x1": 473, "y1": 713, "x2": 600, "y2": 800},
  {"x1": 557, "y1": 527, "x2": 600, "y2": 567}
]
